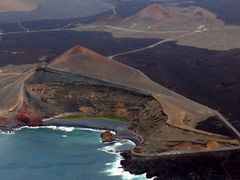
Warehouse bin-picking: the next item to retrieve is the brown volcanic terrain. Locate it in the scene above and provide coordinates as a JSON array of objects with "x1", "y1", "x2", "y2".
[
  {"x1": 0, "y1": 45, "x2": 238, "y2": 148},
  {"x1": 47, "y1": 46, "x2": 239, "y2": 146},
  {"x1": 0, "y1": 0, "x2": 37, "y2": 13},
  {"x1": 115, "y1": 43, "x2": 240, "y2": 130},
  {"x1": 90, "y1": 4, "x2": 223, "y2": 31},
  {"x1": 96, "y1": 15, "x2": 122, "y2": 26},
  {"x1": 75, "y1": 4, "x2": 240, "y2": 50},
  {"x1": 48, "y1": 45, "x2": 234, "y2": 134},
  {"x1": 0, "y1": 64, "x2": 37, "y2": 126},
  {"x1": 0, "y1": 45, "x2": 240, "y2": 179},
  {"x1": 49, "y1": 45, "x2": 152, "y2": 87},
  {"x1": 0, "y1": 0, "x2": 239, "y2": 178},
  {"x1": 132, "y1": 4, "x2": 179, "y2": 22}
]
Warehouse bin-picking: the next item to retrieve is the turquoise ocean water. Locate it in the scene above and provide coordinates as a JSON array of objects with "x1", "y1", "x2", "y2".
[{"x1": 0, "y1": 127, "x2": 146, "y2": 180}]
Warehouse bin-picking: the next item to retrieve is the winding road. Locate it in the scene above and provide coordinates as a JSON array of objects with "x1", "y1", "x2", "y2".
[
  {"x1": 105, "y1": 25, "x2": 190, "y2": 34},
  {"x1": 108, "y1": 30, "x2": 196, "y2": 59},
  {"x1": 0, "y1": 66, "x2": 36, "y2": 116},
  {"x1": 17, "y1": 22, "x2": 30, "y2": 32},
  {"x1": 0, "y1": 16, "x2": 96, "y2": 36}
]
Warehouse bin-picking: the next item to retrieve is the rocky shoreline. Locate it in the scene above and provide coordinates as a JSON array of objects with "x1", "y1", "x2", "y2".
[
  {"x1": 0, "y1": 126, "x2": 14, "y2": 134},
  {"x1": 39, "y1": 118, "x2": 240, "y2": 179},
  {"x1": 43, "y1": 117, "x2": 139, "y2": 144},
  {"x1": 2, "y1": 120, "x2": 240, "y2": 180},
  {"x1": 121, "y1": 147, "x2": 240, "y2": 179}
]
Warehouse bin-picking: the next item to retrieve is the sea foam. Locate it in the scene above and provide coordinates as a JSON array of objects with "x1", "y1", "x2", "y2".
[
  {"x1": 0, "y1": 131, "x2": 15, "y2": 135},
  {"x1": 99, "y1": 139, "x2": 150, "y2": 179},
  {"x1": 15, "y1": 126, "x2": 75, "y2": 132},
  {"x1": 98, "y1": 139, "x2": 135, "y2": 155},
  {"x1": 14, "y1": 126, "x2": 108, "y2": 133},
  {"x1": 103, "y1": 154, "x2": 148, "y2": 180}
]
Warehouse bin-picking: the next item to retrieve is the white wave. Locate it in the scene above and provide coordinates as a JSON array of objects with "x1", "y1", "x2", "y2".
[
  {"x1": 75, "y1": 127, "x2": 107, "y2": 133},
  {"x1": 8, "y1": 125, "x2": 148, "y2": 179},
  {"x1": 103, "y1": 154, "x2": 148, "y2": 180},
  {"x1": 15, "y1": 126, "x2": 75, "y2": 132},
  {"x1": 99, "y1": 140, "x2": 149, "y2": 179},
  {"x1": 114, "y1": 142, "x2": 123, "y2": 146},
  {"x1": 120, "y1": 139, "x2": 136, "y2": 146},
  {"x1": 98, "y1": 139, "x2": 136, "y2": 155},
  {"x1": 0, "y1": 131, "x2": 15, "y2": 135},
  {"x1": 14, "y1": 126, "x2": 112, "y2": 134},
  {"x1": 98, "y1": 146, "x2": 119, "y2": 155},
  {"x1": 56, "y1": 126, "x2": 75, "y2": 132}
]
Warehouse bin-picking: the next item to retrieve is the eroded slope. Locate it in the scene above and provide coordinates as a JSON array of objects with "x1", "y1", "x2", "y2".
[
  {"x1": 25, "y1": 67, "x2": 239, "y2": 155},
  {"x1": 48, "y1": 45, "x2": 221, "y2": 133}
]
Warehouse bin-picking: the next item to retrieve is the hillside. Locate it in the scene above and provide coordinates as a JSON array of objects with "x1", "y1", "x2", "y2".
[
  {"x1": 93, "y1": 3, "x2": 224, "y2": 31},
  {"x1": 0, "y1": 45, "x2": 239, "y2": 178},
  {"x1": 49, "y1": 45, "x2": 151, "y2": 87},
  {"x1": 193, "y1": 0, "x2": 240, "y2": 25},
  {"x1": 48, "y1": 45, "x2": 235, "y2": 137},
  {"x1": 132, "y1": 4, "x2": 179, "y2": 22}
]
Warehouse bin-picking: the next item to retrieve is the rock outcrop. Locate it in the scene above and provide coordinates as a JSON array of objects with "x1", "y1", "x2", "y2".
[
  {"x1": 101, "y1": 130, "x2": 116, "y2": 142},
  {"x1": 16, "y1": 103, "x2": 43, "y2": 126}
]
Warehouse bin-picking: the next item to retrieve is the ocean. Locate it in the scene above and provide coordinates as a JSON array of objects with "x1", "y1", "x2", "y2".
[{"x1": 0, "y1": 126, "x2": 146, "y2": 180}]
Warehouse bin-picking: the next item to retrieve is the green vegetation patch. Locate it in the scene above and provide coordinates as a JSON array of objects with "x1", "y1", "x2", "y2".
[{"x1": 60, "y1": 115, "x2": 129, "y2": 122}]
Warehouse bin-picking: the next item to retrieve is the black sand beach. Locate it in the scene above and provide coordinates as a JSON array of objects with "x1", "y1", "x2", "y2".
[{"x1": 44, "y1": 118, "x2": 139, "y2": 143}]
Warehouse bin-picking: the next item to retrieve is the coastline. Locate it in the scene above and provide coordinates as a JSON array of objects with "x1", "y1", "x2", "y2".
[
  {"x1": 43, "y1": 117, "x2": 140, "y2": 144},
  {"x1": 0, "y1": 124, "x2": 147, "y2": 180},
  {"x1": 3, "y1": 117, "x2": 240, "y2": 179}
]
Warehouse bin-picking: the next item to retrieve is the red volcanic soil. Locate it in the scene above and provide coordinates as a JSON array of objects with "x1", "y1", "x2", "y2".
[
  {"x1": 51, "y1": 45, "x2": 110, "y2": 66},
  {"x1": 49, "y1": 45, "x2": 150, "y2": 86},
  {"x1": 173, "y1": 141, "x2": 225, "y2": 151},
  {"x1": 16, "y1": 103, "x2": 43, "y2": 126},
  {"x1": 65, "y1": 45, "x2": 106, "y2": 60},
  {"x1": 134, "y1": 4, "x2": 179, "y2": 21}
]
